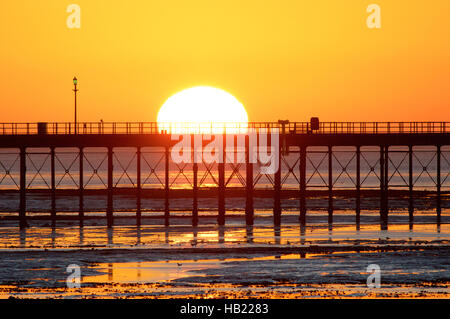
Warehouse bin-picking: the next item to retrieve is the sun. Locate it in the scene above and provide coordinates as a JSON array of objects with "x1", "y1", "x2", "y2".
[{"x1": 157, "y1": 86, "x2": 248, "y2": 133}]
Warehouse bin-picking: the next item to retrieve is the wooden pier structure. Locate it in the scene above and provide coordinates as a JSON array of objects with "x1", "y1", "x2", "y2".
[{"x1": 0, "y1": 121, "x2": 449, "y2": 229}]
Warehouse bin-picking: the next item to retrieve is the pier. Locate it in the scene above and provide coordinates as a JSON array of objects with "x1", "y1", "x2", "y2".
[{"x1": 0, "y1": 121, "x2": 449, "y2": 229}]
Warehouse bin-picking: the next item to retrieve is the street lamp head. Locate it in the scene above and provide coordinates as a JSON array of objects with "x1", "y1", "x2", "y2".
[{"x1": 73, "y1": 77, "x2": 78, "y2": 85}]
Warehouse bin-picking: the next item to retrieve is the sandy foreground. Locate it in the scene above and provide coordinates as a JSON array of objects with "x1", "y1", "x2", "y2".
[{"x1": 0, "y1": 221, "x2": 449, "y2": 299}]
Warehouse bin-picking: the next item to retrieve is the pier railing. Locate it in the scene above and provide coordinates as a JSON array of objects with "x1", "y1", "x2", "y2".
[{"x1": 0, "y1": 122, "x2": 449, "y2": 135}]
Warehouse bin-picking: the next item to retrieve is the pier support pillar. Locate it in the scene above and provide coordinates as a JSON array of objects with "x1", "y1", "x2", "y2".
[
  {"x1": 136, "y1": 146, "x2": 141, "y2": 226},
  {"x1": 164, "y1": 145, "x2": 170, "y2": 227},
  {"x1": 193, "y1": 162, "x2": 198, "y2": 227},
  {"x1": 79, "y1": 147, "x2": 84, "y2": 227},
  {"x1": 192, "y1": 134, "x2": 198, "y2": 227},
  {"x1": 380, "y1": 145, "x2": 388, "y2": 227},
  {"x1": 328, "y1": 145, "x2": 333, "y2": 224},
  {"x1": 107, "y1": 146, "x2": 114, "y2": 228},
  {"x1": 245, "y1": 134, "x2": 254, "y2": 225},
  {"x1": 273, "y1": 138, "x2": 282, "y2": 226},
  {"x1": 19, "y1": 147, "x2": 27, "y2": 229},
  {"x1": 218, "y1": 134, "x2": 226, "y2": 226},
  {"x1": 408, "y1": 145, "x2": 414, "y2": 223},
  {"x1": 191, "y1": 134, "x2": 201, "y2": 227},
  {"x1": 385, "y1": 146, "x2": 389, "y2": 223},
  {"x1": 299, "y1": 146, "x2": 307, "y2": 225},
  {"x1": 356, "y1": 146, "x2": 361, "y2": 224},
  {"x1": 50, "y1": 147, "x2": 56, "y2": 228},
  {"x1": 437, "y1": 145, "x2": 441, "y2": 224}
]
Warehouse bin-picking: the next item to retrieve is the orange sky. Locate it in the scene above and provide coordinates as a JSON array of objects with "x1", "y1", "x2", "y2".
[{"x1": 0, "y1": 1, "x2": 449, "y2": 122}]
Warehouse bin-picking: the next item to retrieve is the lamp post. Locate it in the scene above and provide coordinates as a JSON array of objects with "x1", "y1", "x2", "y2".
[{"x1": 73, "y1": 77, "x2": 78, "y2": 134}]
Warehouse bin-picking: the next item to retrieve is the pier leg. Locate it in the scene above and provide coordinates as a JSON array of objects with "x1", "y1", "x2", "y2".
[
  {"x1": 300, "y1": 224, "x2": 306, "y2": 246},
  {"x1": 299, "y1": 146, "x2": 306, "y2": 225},
  {"x1": 437, "y1": 145, "x2": 441, "y2": 224},
  {"x1": 218, "y1": 226, "x2": 225, "y2": 244},
  {"x1": 79, "y1": 147, "x2": 84, "y2": 227},
  {"x1": 274, "y1": 226, "x2": 281, "y2": 245},
  {"x1": 19, "y1": 147, "x2": 27, "y2": 229},
  {"x1": 245, "y1": 135, "x2": 254, "y2": 225},
  {"x1": 409, "y1": 145, "x2": 414, "y2": 225},
  {"x1": 193, "y1": 163, "x2": 198, "y2": 227},
  {"x1": 165, "y1": 145, "x2": 170, "y2": 227},
  {"x1": 50, "y1": 147, "x2": 56, "y2": 228},
  {"x1": 218, "y1": 135, "x2": 226, "y2": 226},
  {"x1": 384, "y1": 145, "x2": 389, "y2": 223},
  {"x1": 273, "y1": 140, "x2": 282, "y2": 226},
  {"x1": 192, "y1": 134, "x2": 198, "y2": 227},
  {"x1": 246, "y1": 225, "x2": 253, "y2": 244},
  {"x1": 380, "y1": 146, "x2": 388, "y2": 228},
  {"x1": 107, "y1": 146, "x2": 114, "y2": 228},
  {"x1": 136, "y1": 147, "x2": 141, "y2": 226},
  {"x1": 328, "y1": 145, "x2": 333, "y2": 224},
  {"x1": 380, "y1": 146, "x2": 384, "y2": 210},
  {"x1": 356, "y1": 146, "x2": 361, "y2": 224}
]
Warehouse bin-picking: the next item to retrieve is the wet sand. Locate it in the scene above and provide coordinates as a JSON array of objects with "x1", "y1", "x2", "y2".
[{"x1": 0, "y1": 214, "x2": 449, "y2": 299}]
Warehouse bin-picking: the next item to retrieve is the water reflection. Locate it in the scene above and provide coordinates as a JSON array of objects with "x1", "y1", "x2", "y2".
[
  {"x1": 19, "y1": 229, "x2": 26, "y2": 248},
  {"x1": 137, "y1": 261, "x2": 141, "y2": 280},
  {"x1": 274, "y1": 226, "x2": 281, "y2": 245},
  {"x1": 380, "y1": 219, "x2": 388, "y2": 231},
  {"x1": 107, "y1": 228, "x2": 113, "y2": 246},
  {"x1": 136, "y1": 226, "x2": 141, "y2": 245},
  {"x1": 245, "y1": 225, "x2": 253, "y2": 244},
  {"x1": 299, "y1": 225, "x2": 306, "y2": 246},
  {"x1": 165, "y1": 228, "x2": 169, "y2": 244},
  {"x1": 51, "y1": 228, "x2": 56, "y2": 248},
  {"x1": 192, "y1": 227, "x2": 198, "y2": 246},
  {"x1": 2, "y1": 222, "x2": 449, "y2": 249},
  {"x1": 327, "y1": 224, "x2": 333, "y2": 243},
  {"x1": 79, "y1": 227, "x2": 84, "y2": 246},
  {"x1": 218, "y1": 226, "x2": 225, "y2": 244},
  {"x1": 108, "y1": 263, "x2": 113, "y2": 281}
]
